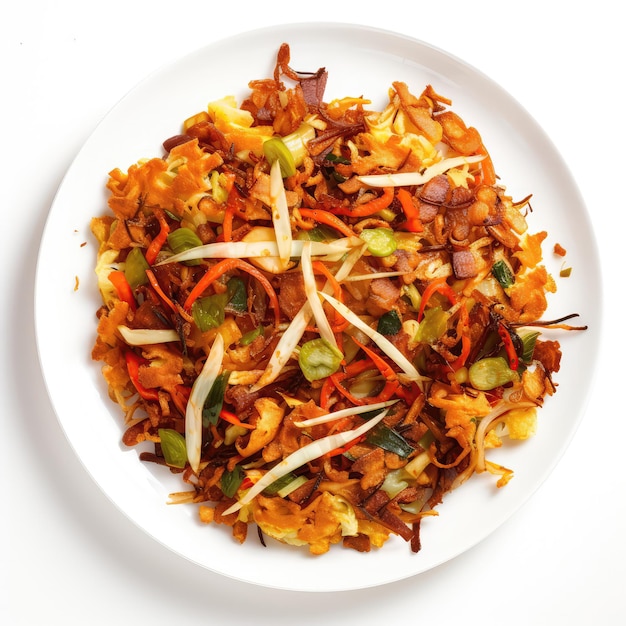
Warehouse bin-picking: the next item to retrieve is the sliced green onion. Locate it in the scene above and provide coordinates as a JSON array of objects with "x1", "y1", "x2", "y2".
[
  {"x1": 191, "y1": 293, "x2": 228, "y2": 332},
  {"x1": 240, "y1": 325, "x2": 264, "y2": 346},
  {"x1": 468, "y1": 356, "x2": 518, "y2": 391},
  {"x1": 263, "y1": 137, "x2": 296, "y2": 178},
  {"x1": 269, "y1": 159, "x2": 292, "y2": 269},
  {"x1": 262, "y1": 471, "x2": 299, "y2": 495},
  {"x1": 158, "y1": 428, "x2": 188, "y2": 468},
  {"x1": 492, "y1": 259, "x2": 515, "y2": 289},
  {"x1": 118, "y1": 325, "x2": 179, "y2": 346},
  {"x1": 276, "y1": 475, "x2": 308, "y2": 497},
  {"x1": 281, "y1": 123, "x2": 316, "y2": 168},
  {"x1": 222, "y1": 408, "x2": 389, "y2": 516},
  {"x1": 359, "y1": 228, "x2": 398, "y2": 257},
  {"x1": 167, "y1": 227, "x2": 203, "y2": 265},
  {"x1": 377, "y1": 310, "x2": 402, "y2": 335},
  {"x1": 185, "y1": 333, "x2": 224, "y2": 473},
  {"x1": 298, "y1": 338, "x2": 343, "y2": 382},
  {"x1": 124, "y1": 247, "x2": 149, "y2": 289},
  {"x1": 296, "y1": 225, "x2": 338, "y2": 242},
  {"x1": 414, "y1": 307, "x2": 449, "y2": 344},
  {"x1": 519, "y1": 330, "x2": 541, "y2": 364}
]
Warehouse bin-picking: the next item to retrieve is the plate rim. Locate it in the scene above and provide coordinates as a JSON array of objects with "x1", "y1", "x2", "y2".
[{"x1": 34, "y1": 21, "x2": 603, "y2": 592}]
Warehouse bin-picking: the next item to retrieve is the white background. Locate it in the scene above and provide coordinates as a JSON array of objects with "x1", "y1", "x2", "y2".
[{"x1": 2, "y1": 1, "x2": 621, "y2": 624}]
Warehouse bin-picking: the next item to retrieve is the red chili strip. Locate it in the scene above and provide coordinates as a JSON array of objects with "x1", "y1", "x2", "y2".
[
  {"x1": 219, "y1": 409, "x2": 255, "y2": 430},
  {"x1": 125, "y1": 351, "x2": 159, "y2": 401},
  {"x1": 498, "y1": 322, "x2": 519, "y2": 370}
]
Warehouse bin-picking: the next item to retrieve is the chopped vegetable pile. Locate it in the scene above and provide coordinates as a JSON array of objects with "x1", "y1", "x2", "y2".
[{"x1": 91, "y1": 44, "x2": 586, "y2": 555}]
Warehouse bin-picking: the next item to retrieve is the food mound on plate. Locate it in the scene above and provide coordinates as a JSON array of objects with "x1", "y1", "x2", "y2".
[{"x1": 91, "y1": 44, "x2": 585, "y2": 555}]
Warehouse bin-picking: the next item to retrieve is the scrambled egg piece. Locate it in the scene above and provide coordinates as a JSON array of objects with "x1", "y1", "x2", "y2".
[
  {"x1": 251, "y1": 492, "x2": 359, "y2": 555},
  {"x1": 428, "y1": 383, "x2": 492, "y2": 450},
  {"x1": 505, "y1": 406, "x2": 538, "y2": 440}
]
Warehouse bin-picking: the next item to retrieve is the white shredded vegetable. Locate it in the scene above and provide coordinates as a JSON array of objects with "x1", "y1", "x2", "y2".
[
  {"x1": 155, "y1": 237, "x2": 358, "y2": 266},
  {"x1": 319, "y1": 291, "x2": 425, "y2": 383},
  {"x1": 269, "y1": 160, "x2": 293, "y2": 269},
  {"x1": 117, "y1": 325, "x2": 179, "y2": 346},
  {"x1": 342, "y1": 271, "x2": 407, "y2": 282},
  {"x1": 357, "y1": 154, "x2": 485, "y2": 188},
  {"x1": 222, "y1": 408, "x2": 389, "y2": 516},
  {"x1": 250, "y1": 244, "x2": 366, "y2": 391},
  {"x1": 185, "y1": 333, "x2": 224, "y2": 473},
  {"x1": 301, "y1": 241, "x2": 338, "y2": 349},
  {"x1": 294, "y1": 399, "x2": 398, "y2": 427}
]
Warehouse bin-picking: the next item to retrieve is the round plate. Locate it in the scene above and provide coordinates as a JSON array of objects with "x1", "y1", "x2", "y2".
[{"x1": 34, "y1": 22, "x2": 601, "y2": 591}]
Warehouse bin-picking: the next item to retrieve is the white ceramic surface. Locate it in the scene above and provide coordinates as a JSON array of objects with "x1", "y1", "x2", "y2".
[{"x1": 34, "y1": 22, "x2": 601, "y2": 592}]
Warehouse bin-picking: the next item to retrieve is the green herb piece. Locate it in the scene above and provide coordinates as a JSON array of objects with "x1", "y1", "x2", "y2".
[
  {"x1": 325, "y1": 152, "x2": 351, "y2": 165},
  {"x1": 226, "y1": 276, "x2": 247, "y2": 313},
  {"x1": 377, "y1": 310, "x2": 402, "y2": 335},
  {"x1": 366, "y1": 423, "x2": 415, "y2": 458},
  {"x1": 158, "y1": 428, "x2": 188, "y2": 468},
  {"x1": 520, "y1": 330, "x2": 541, "y2": 364},
  {"x1": 221, "y1": 465, "x2": 245, "y2": 498},
  {"x1": 202, "y1": 371, "x2": 230, "y2": 427},
  {"x1": 262, "y1": 471, "x2": 299, "y2": 495}
]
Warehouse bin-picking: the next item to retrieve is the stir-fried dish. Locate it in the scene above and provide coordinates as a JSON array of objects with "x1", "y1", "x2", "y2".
[{"x1": 91, "y1": 44, "x2": 586, "y2": 555}]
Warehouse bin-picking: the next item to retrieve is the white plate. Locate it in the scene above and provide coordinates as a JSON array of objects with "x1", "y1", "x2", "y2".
[{"x1": 34, "y1": 22, "x2": 602, "y2": 592}]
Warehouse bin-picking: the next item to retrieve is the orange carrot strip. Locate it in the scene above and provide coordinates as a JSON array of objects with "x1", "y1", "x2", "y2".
[
  {"x1": 145, "y1": 209, "x2": 170, "y2": 265},
  {"x1": 478, "y1": 144, "x2": 496, "y2": 186},
  {"x1": 417, "y1": 276, "x2": 458, "y2": 322},
  {"x1": 108, "y1": 270, "x2": 137, "y2": 312},
  {"x1": 312, "y1": 261, "x2": 350, "y2": 332},
  {"x1": 396, "y1": 188, "x2": 423, "y2": 232},
  {"x1": 299, "y1": 208, "x2": 357, "y2": 238},
  {"x1": 219, "y1": 409, "x2": 255, "y2": 430},
  {"x1": 145, "y1": 269, "x2": 178, "y2": 314},
  {"x1": 184, "y1": 258, "x2": 280, "y2": 328},
  {"x1": 332, "y1": 187, "x2": 394, "y2": 217}
]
